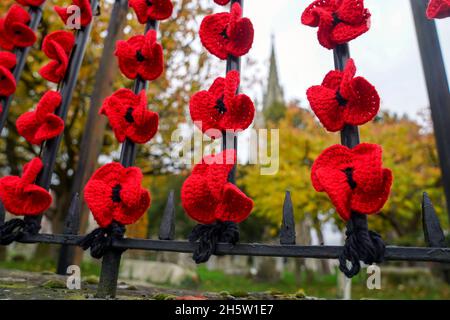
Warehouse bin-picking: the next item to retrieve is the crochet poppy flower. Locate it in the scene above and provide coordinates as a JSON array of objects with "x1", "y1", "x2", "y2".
[
  {"x1": 189, "y1": 70, "x2": 254, "y2": 138},
  {"x1": 306, "y1": 59, "x2": 379, "y2": 132},
  {"x1": 128, "y1": 0, "x2": 173, "y2": 24},
  {"x1": 301, "y1": 0, "x2": 371, "y2": 49},
  {"x1": 84, "y1": 162, "x2": 151, "y2": 228},
  {"x1": 16, "y1": 91, "x2": 64, "y2": 145},
  {"x1": 115, "y1": 30, "x2": 164, "y2": 81},
  {"x1": 0, "y1": 51, "x2": 17, "y2": 98},
  {"x1": 214, "y1": 0, "x2": 231, "y2": 5},
  {"x1": 181, "y1": 150, "x2": 254, "y2": 225},
  {"x1": 55, "y1": 0, "x2": 93, "y2": 27},
  {"x1": 100, "y1": 89, "x2": 159, "y2": 144},
  {"x1": 199, "y1": 3, "x2": 254, "y2": 60},
  {"x1": 311, "y1": 143, "x2": 393, "y2": 221},
  {"x1": 0, "y1": 157, "x2": 52, "y2": 216},
  {"x1": 39, "y1": 30, "x2": 75, "y2": 84},
  {"x1": 15, "y1": 0, "x2": 45, "y2": 6},
  {"x1": 0, "y1": 4, "x2": 37, "y2": 51},
  {"x1": 426, "y1": 0, "x2": 450, "y2": 19}
]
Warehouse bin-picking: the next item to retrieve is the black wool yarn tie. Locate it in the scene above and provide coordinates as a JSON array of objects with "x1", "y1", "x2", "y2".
[
  {"x1": 189, "y1": 221, "x2": 239, "y2": 264},
  {"x1": 79, "y1": 221, "x2": 126, "y2": 259},
  {"x1": 0, "y1": 218, "x2": 41, "y2": 245},
  {"x1": 339, "y1": 212, "x2": 385, "y2": 278}
]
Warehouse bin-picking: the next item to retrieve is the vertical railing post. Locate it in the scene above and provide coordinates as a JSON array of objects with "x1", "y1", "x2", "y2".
[
  {"x1": 96, "y1": 20, "x2": 158, "y2": 299},
  {"x1": 410, "y1": 0, "x2": 450, "y2": 222},
  {"x1": 0, "y1": 4, "x2": 45, "y2": 133}
]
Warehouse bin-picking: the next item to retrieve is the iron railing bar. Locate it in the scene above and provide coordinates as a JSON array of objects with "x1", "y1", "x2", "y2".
[
  {"x1": 15, "y1": 233, "x2": 450, "y2": 263},
  {"x1": 0, "y1": 4, "x2": 44, "y2": 133}
]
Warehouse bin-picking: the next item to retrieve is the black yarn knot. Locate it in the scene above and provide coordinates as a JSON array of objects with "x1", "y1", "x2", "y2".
[
  {"x1": 136, "y1": 50, "x2": 145, "y2": 62},
  {"x1": 332, "y1": 12, "x2": 343, "y2": 26},
  {"x1": 339, "y1": 212, "x2": 385, "y2": 278},
  {"x1": 189, "y1": 221, "x2": 239, "y2": 264},
  {"x1": 146, "y1": 0, "x2": 153, "y2": 6},
  {"x1": 214, "y1": 97, "x2": 227, "y2": 114},
  {"x1": 78, "y1": 221, "x2": 126, "y2": 259},
  {"x1": 0, "y1": 218, "x2": 41, "y2": 245},
  {"x1": 336, "y1": 90, "x2": 348, "y2": 107},
  {"x1": 220, "y1": 28, "x2": 229, "y2": 40},
  {"x1": 124, "y1": 107, "x2": 135, "y2": 123}
]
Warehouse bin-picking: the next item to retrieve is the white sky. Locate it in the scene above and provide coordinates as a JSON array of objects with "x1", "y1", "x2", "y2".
[{"x1": 242, "y1": 0, "x2": 450, "y2": 119}]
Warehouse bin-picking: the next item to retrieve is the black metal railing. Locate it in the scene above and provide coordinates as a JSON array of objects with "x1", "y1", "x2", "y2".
[{"x1": 0, "y1": 0, "x2": 448, "y2": 299}]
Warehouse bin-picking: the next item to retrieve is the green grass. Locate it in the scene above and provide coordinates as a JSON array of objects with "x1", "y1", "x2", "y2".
[{"x1": 0, "y1": 259, "x2": 101, "y2": 277}]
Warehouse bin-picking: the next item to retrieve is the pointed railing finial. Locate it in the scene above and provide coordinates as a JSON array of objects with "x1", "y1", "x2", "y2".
[
  {"x1": 422, "y1": 192, "x2": 445, "y2": 247},
  {"x1": 159, "y1": 190, "x2": 176, "y2": 240},
  {"x1": 280, "y1": 190, "x2": 296, "y2": 245}
]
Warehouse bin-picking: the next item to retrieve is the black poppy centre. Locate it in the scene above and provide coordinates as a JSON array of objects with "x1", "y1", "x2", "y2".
[
  {"x1": 125, "y1": 107, "x2": 135, "y2": 123},
  {"x1": 336, "y1": 90, "x2": 348, "y2": 107},
  {"x1": 343, "y1": 167, "x2": 357, "y2": 190},
  {"x1": 112, "y1": 184, "x2": 123, "y2": 203},
  {"x1": 214, "y1": 96, "x2": 227, "y2": 114}
]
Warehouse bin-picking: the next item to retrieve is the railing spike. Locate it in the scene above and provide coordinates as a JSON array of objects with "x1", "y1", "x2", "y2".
[
  {"x1": 280, "y1": 190, "x2": 296, "y2": 245},
  {"x1": 422, "y1": 192, "x2": 445, "y2": 247},
  {"x1": 159, "y1": 190, "x2": 176, "y2": 240}
]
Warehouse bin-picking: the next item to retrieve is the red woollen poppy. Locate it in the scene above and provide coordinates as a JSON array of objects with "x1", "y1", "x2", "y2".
[
  {"x1": 189, "y1": 70, "x2": 255, "y2": 138},
  {"x1": 311, "y1": 143, "x2": 393, "y2": 221},
  {"x1": 426, "y1": 0, "x2": 450, "y2": 19},
  {"x1": 0, "y1": 157, "x2": 52, "y2": 216},
  {"x1": 15, "y1": 0, "x2": 46, "y2": 6},
  {"x1": 100, "y1": 89, "x2": 159, "y2": 144},
  {"x1": 128, "y1": 0, "x2": 173, "y2": 24},
  {"x1": 39, "y1": 30, "x2": 75, "y2": 84},
  {"x1": 181, "y1": 150, "x2": 254, "y2": 225},
  {"x1": 16, "y1": 91, "x2": 64, "y2": 145},
  {"x1": 214, "y1": 0, "x2": 231, "y2": 5},
  {"x1": 115, "y1": 30, "x2": 164, "y2": 81},
  {"x1": 84, "y1": 162, "x2": 151, "y2": 228},
  {"x1": 199, "y1": 3, "x2": 254, "y2": 60},
  {"x1": 0, "y1": 4, "x2": 37, "y2": 51},
  {"x1": 55, "y1": 0, "x2": 93, "y2": 27},
  {"x1": 301, "y1": 0, "x2": 371, "y2": 49},
  {"x1": 0, "y1": 51, "x2": 17, "y2": 98},
  {"x1": 306, "y1": 58, "x2": 379, "y2": 132}
]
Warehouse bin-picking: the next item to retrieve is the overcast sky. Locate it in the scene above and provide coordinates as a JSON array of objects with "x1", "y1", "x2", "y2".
[{"x1": 241, "y1": 0, "x2": 450, "y2": 120}]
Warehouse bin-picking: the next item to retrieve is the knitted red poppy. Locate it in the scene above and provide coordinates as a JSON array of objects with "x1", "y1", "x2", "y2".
[
  {"x1": 39, "y1": 30, "x2": 75, "y2": 84},
  {"x1": 311, "y1": 143, "x2": 392, "y2": 221},
  {"x1": 199, "y1": 3, "x2": 254, "y2": 60},
  {"x1": 0, "y1": 51, "x2": 17, "y2": 98},
  {"x1": 190, "y1": 70, "x2": 254, "y2": 138},
  {"x1": 128, "y1": 0, "x2": 173, "y2": 24},
  {"x1": 214, "y1": 0, "x2": 231, "y2": 5},
  {"x1": 306, "y1": 58, "x2": 379, "y2": 132},
  {"x1": 426, "y1": 0, "x2": 450, "y2": 19},
  {"x1": 16, "y1": 91, "x2": 64, "y2": 145},
  {"x1": 0, "y1": 4, "x2": 37, "y2": 51},
  {"x1": 55, "y1": 0, "x2": 93, "y2": 27},
  {"x1": 0, "y1": 157, "x2": 52, "y2": 216},
  {"x1": 181, "y1": 150, "x2": 254, "y2": 225},
  {"x1": 100, "y1": 88, "x2": 159, "y2": 144},
  {"x1": 115, "y1": 30, "x2": 164, "y2": 81},
  {"x1": 15, "y1": 0, "x2": 45, "y2": 6},
  {"x1": 84, "y1": 162, "x2": 151, "y2": 228},
  {"x1": 301, "y1": 0, "x2": 371, "y2": 49}
]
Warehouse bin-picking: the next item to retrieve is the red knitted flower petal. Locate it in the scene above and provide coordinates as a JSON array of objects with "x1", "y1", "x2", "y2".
[
  {"x1": 220, "y1": 94, "x2": 255, "y2": 132},
  {"x1": 182, "y1": 150, "x2": 252, "y2": 224},
  {"x1": 301, "y1": 0, "x2": 370, "y2": 49},
  {"x1": 199, "y1": 3, "x2": 254, "y2": 60},
  {"x1": 426, "y1": 0, "x2": 450, "y2": 19},
  {"x1": 215, "y1": 183, "x2": 254, "y2": 223},
  {"x1": 351, "y1": 143, "x2": 384, "y2": 193},
  {"x1": 0, "y1": 157, "x2": 52, "y2": 216},
  {"x1": 214, "y1": 0, "x2": 231, "y2": 5},
  {"x1": 306, "y1": 85, "x2": 345, "y2": 132},
  {"x1": 39, "y1": 31, "x2": 75, "y2": 83},
  {"x1": 15, "y1": 0, "x2": 46, "y2": 6},
  {"x1": 101, "y1": 89, "x2": 159, "y2": 144},
  {"x1": 84, "y1": 162, "x2": 150, "y2": 228},
  {"x1": 0, "y1": 61, "x2": 17, "y2": 97},
  {"x1": 129, "y1": 0, "x2": 173, "y2": 24},
  {"x1": 16, "y1": 91, "x2": 64, "y2": 145},
  {"x1": 55, "y1": 0, "x2": 93, "y2": 27},
  {"x1": 343, "y1": 77, "x2": 379, "y2": 126},
  {"x1": 0, "y1": 4, "x2": 36, "y2": 51},
  {"x1": 115, "y1": 30, "x2": 164, "y2": 81}
]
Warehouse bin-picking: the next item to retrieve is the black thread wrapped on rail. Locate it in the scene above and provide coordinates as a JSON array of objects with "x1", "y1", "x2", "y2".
[
  {"x1": 189, "y1": 221, "x2": 239, "y2": 264},
  {"x1": 0, "y1": 218, "x2": 40, "y2": 245},
  {"x1": 79, "y1": 221, "x2": 126, "y2": 259},
  {"x1": 338, "y1": 212, "x2": 385, "y2": 277}
]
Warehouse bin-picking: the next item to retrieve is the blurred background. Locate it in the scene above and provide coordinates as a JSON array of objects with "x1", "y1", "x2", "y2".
[{"x1": 0, "y1": 0, "x2": 449, "y2": 299}]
